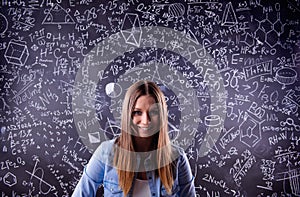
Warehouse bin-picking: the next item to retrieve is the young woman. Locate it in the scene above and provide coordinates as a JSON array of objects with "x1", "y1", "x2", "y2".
[{"x1": 72, "y1": 80, "x2": 196, "y2": 197}]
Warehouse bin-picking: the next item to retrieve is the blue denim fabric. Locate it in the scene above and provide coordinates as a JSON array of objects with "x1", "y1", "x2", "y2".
[{"x1": 72, "y1": 139, "x2": 196, "y2": 197}]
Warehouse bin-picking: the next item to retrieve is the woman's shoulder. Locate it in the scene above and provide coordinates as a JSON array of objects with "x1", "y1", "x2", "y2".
[
  {"x1": 94, "y1": 138, "x2": 116, "y2": 159},
  {"x1": 99, "y1": 138, "x2": 116, "y2": 149},
  {"x1": 170, "y1": 143, "x2": 185, "y2": 155},
  {"x1": 170, "y1": 142, "x2": 188, "y2": 164}
]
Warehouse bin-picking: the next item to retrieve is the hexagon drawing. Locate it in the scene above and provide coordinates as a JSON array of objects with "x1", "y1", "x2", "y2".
[{"x1": 3, "y1": 172, "x2": 17, "y2": 187}]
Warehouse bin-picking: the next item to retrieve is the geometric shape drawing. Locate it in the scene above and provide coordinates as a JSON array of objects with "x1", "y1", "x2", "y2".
[
  {"x1": 168, "y1": 3, "x2": 185, "y2": 18},
  {"x1": 104, "y1": 117, "x2": 121, "y2": 140},
  {"x1": 121, "y1": 13, "x2": 142, "y2": 47},
  {"x1": 25, "y1": 159, "x2": 56, "y2": 195},
  {"x1": 243, "y1": 60, "x2": 273, "y2": 81},
  {"x1": 3, "y1": 172, "x2": 17, "y2": 187},
  {"x1": 221, "y1": 2, "x2": 238, "y2": 26},
  {"x1": 0, "y1": 12, "x2": 8, "y2": 34},
  {"x1": 286, "y1": 169, "x2": 300, "y2": 196},
  {"x1": 275, "y1": 67, "x2": 297, "y2": 86},
  {"x1": 88, "y1": 132, "x2": 101, "y2": 144},
  {"x1": 185, "y1": 29, "x2": 199, "y2": 45},
  {"x1": 239, "y1": 113, "x2": 262, "y2": 147},
  {"x1": 266, "y1": 30, "x2": 278, "y2": 48},
  {"x1": 60, "y1": 80, "x2": 81, "y2": 95},
  {"x1": 276, "y1": 168, "x2": 300, "y2": 196},
  {"x1": 206, "y1": 134, "x2": 220, "y2": 154},
  {"x1": 105, "y1": 82, "x2": 122, "y2": 98},
  {"x1": 4, "y1": 39, "x2": 29, "y2": 66},
  {"x1": 42, "y1": 3, "x2": 75, "y2": 25},
  {"x1": 186, "y1": 45, "x2": 206, "y2": 60},
  {"x1": 204, "y1": 115, "x2": 221, "y2": 127},
  {"x1": 243, "y1": 33, "x2": 255, "y2": 47}
]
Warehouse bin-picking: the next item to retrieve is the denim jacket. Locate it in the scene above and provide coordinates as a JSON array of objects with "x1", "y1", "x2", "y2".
[{"x1": 72, "y1": 139, "x2": 196, "y2": 197}]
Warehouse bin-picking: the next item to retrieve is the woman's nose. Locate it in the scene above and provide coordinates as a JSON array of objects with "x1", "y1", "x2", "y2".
[{"x1": 141, "y1": 112, "x2": 150, "y2": 124}]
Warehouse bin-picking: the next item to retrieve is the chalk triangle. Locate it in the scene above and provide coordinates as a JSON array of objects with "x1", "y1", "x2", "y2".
[
  {"x1": 221, "y1": 2, "x2": 238, "y2": 26},
  {"x1": 4, "y1": 82, "x2": 10, "y2": 89},
  {"x1": 74, "y1": 10, "x2": 80, "y2": 16},
  {"x1": 206, "y1": 135, "x2": 220, "y2": 154},
  {"x1": 186, "y1": 29, "x2": 199, "y2": 45}
]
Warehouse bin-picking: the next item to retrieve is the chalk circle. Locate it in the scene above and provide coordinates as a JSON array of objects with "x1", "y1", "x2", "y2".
[
  {"x1": 105, "y1": 82, "x2": 122, "y2": 98},
  {"x1": 0, "y1": 13, "x2": 8, "y2": 34},
  {"x1": 168, "y1": 3, "x2": 185, "y2": 18},
  {"x1": 72, "y1": 26, "x2": 226, "y2": 171}
]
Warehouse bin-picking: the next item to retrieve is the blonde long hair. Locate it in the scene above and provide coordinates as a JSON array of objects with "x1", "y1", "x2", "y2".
[{"x1": 113, "y1": 80, "x2": 174, "y2": 196}]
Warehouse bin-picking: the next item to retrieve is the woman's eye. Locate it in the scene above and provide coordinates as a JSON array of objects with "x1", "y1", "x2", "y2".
[
  {"x1": 132, "y1": 111, "x2": 142, "y2": 116},
  {"x1": 149, "y1": 110, "x2": 159, "y2": 116}
]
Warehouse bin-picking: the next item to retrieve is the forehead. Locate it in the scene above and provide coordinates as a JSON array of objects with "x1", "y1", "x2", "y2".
[{"x1": 134, "y1": 95, "x2": 157, "y2": 108}]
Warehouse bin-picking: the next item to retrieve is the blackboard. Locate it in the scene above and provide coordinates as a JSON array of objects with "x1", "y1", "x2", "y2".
[{"x1": 0, "y1": 0, "x2": 299, "y2": 196}]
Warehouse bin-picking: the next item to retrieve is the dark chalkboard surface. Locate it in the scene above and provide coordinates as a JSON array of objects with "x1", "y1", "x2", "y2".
[{"x1": 0, "y1": 0, "x2": 299, "y2": 196}]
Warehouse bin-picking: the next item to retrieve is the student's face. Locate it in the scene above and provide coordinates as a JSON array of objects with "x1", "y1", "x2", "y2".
[{"x1": 131, "y1": 95, "x2": 160, "y2": 138}]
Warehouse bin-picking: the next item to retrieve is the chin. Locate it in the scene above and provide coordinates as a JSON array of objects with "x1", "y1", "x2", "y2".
[{"x1": 137, "y1": 130, "x2": 153, "y2": 138}]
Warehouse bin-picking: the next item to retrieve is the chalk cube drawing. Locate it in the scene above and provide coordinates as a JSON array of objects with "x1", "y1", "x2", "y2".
[
  {"x1": 4, "y1": 39, "x2": 29, "y2": 66},
  {"x1": 239, "y1": 114, "x2": 262, "y2": 147}
]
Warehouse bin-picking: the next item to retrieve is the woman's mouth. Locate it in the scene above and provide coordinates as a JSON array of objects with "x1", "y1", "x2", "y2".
[{"x1": 138, "y1": 126, "x2": 150, "y2": 131}]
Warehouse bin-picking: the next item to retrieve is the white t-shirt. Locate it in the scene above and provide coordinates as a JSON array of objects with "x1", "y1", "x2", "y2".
[{"x1": 132, "y1": 179, "x2": 151, "y2": 197}]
